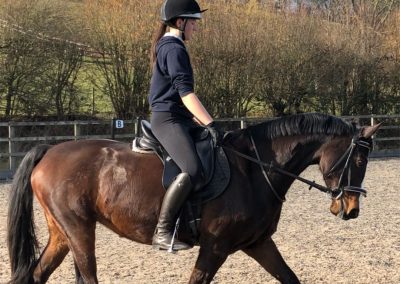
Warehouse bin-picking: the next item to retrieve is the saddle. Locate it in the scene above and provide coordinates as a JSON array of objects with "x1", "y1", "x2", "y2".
[{"x1": 132, "y1": 120, "x2": 230, "y2": 203}]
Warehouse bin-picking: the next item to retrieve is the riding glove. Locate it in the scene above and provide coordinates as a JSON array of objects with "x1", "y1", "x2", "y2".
[{"x1": 206, "y1": 122, "x2": 224, "y2": 147}]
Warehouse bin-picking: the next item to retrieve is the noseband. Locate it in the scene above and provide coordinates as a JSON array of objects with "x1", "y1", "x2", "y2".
[{"x1": 223, "y1": 133, "x2": 372, "y2": 203}]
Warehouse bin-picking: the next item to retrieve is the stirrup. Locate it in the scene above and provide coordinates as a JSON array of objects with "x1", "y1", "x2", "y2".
[{"x1": 167, "y1": 217, "x2": 181, "y2": 253}]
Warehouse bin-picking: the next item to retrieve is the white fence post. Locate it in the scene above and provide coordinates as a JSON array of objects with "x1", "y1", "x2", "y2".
[
  {"x1": 74, "y1": 121, "x2": 80, "y2": 141},
  {"x1": 134, "y1": 117, "x2": 140, "y2": 137},
  {"x1": 370, "y1": 114, "x2": 377, "y2": 150},
  {"x1": 240, "y1": 118, "x2": 247, "y2": 129},
  {"x1": 8, "y1": 123, "x2": 15, "y2": 171}
]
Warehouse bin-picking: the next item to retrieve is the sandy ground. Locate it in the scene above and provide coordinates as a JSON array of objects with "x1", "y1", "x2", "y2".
[{"x1": 0, "y1": 158, "x2": 399, "y2": 284}]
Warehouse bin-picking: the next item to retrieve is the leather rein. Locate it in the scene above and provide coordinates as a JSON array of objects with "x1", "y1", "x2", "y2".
[{"x1": 223, "y1": 133, "x2": 372, "y2": 203}]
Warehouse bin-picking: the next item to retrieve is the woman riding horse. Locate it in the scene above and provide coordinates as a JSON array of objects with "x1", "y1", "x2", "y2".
[
  {"x1": 149, "y1": 0, "x2": 223, "y2": 251},
  {"x1": 7, "y1": 113, "x2": 380, "y2": 283}
]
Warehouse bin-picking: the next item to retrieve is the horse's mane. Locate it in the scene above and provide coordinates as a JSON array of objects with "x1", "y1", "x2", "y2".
[{"x1": 249, "y1": 113, "x2": 356, "y2": 140}]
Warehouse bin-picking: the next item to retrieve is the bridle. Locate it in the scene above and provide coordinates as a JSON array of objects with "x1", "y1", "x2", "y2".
[
  {"x1": 324, "y1": 136, "x2": 372, "y2": 199},
  {"x1": 223, "y1": 132, "x2": 373, "y2": 203}
]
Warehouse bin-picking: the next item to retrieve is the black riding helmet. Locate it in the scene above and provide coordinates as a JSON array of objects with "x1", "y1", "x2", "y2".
[{"x1": 161, "y1": 0, "x2": 207, "y2": 35}]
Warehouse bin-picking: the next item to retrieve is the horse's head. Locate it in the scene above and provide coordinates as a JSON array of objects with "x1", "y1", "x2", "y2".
[{"x1": 319, "y1": 123, "x2": 381, "y2": 220}]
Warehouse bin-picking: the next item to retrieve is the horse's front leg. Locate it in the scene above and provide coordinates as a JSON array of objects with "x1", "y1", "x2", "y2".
[
  {"x1": 243, "y1": 238, "x2": 300, "y2": 284},
  {"x1": 189, "y1": 246, "x2": 228, "y2": 284}
]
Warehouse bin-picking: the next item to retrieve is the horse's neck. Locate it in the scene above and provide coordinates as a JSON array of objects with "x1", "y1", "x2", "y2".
[
  {"x1": 251, "y1": 135, "x2": 322, "y2": 199},
  {"x1": 270, "y1": 135, "x2": 323, "y2": 174}
]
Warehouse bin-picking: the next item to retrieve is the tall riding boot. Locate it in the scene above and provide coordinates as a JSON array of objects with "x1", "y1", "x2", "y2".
[{"x1": 152, "y1": 172, "x2": 192, "y2": 251}]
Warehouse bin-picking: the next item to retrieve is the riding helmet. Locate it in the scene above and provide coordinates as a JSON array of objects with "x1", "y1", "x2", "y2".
[{"x1": 160, "y1": 0, "x2": 207, "y2": 22}]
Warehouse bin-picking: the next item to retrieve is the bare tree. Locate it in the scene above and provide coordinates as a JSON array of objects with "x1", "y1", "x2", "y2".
[
  {"x1": 82, "y1": 0, "x2": 156, "y2": 119},
  {"x1": 0, "y1": 0, "x2": 52, "y2": 118},
  {"x1": 0, "y1": 0, "x2": 85, "y2": 119},
  {"x1": 351, "y1": 0, "x2": 400, "y2": 30},
  {"x1": 192, "y1": 2, "x2": 261, "y2": 117},
  {"x1": 44, "y1": 44, "x2": 83, "y2": 119}
]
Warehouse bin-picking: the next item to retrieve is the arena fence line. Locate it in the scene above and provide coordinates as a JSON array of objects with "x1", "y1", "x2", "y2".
[{"x1": 1, "y1": 115, "x2": 399, "y2": 180}]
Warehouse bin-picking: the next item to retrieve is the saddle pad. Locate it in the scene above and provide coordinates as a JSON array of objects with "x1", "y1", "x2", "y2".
[{"x1": 190, "y1": 146, "x2": 230, "y2": 203}]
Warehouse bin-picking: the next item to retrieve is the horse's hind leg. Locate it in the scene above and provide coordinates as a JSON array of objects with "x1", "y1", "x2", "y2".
[
  {"x1": 36, "y1": 220, "x2": 97, "y2": 284},
  {"x1": 33, "y1": 217, "x2": 69, "y2": 283},
  {"x1": 243, "y1": 238, "x2": 300, "y2": 284},
  {"x1": 189, "y1": 246, "x2": 228, "y2": 284},
  {"x1": 65, "y1": 221, "x2": 98, "y2": 284}
]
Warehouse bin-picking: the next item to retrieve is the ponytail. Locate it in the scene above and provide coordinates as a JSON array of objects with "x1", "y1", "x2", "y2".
[{"x1": 150, "y1": 22, "x2": 167, "y2": 67}]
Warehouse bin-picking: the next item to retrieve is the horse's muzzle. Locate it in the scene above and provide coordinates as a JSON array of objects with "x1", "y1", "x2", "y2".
[
  {"x1": 340, "y1": 208, "x2": 359, "y2": 220},
  {"x1": 331, "y1": 195, "x2": 361, "y2": 220},
  {"x1": 347, "y1": 208, "x2": 359, "y2": 219}
]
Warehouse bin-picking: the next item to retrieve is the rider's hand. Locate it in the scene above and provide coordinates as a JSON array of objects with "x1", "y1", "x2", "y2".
[{"x1": 206, "y1": 122, "x2": 224, "y2": 147}]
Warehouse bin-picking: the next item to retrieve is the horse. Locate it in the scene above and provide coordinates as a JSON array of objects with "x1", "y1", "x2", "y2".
[{"x1": 7, "y1": 113, "x2": 380, "y2": 284}]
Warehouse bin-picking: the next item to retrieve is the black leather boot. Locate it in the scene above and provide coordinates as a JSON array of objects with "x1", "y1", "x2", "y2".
[{"x1": 152, "y1": 173, "x2": 192, "y2": 251}]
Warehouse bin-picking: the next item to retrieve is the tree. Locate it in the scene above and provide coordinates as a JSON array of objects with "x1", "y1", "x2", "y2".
[
  {"x1": 44, "y1": 43, "x2": 83, "y2": 119},
  {"x1": 192, "y1": 1, "x2": 262, "y2": 118},
  {"x1": 0, "y1": 0, "x2": 52, "y2": 118},
  {"x1": 0, "y1": 0, "x2": 85, "y2": 119},
  {"x1": 82, "y1": 0, "x2": 156, "y2": 119}
]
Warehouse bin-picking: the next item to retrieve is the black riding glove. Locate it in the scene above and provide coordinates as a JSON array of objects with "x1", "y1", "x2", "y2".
[{"x1": 206, "y1": 122, "x2": 224, "y2": 147}]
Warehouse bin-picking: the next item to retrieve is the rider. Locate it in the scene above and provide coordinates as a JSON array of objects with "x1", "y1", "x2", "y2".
[{"x1": 149, "y1": 0, "x2": 223, "y2": 251}]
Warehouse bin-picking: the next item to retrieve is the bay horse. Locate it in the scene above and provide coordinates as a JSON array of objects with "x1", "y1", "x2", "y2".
[{"x1": 7, "y1": 113, "x2": 380, "y2": 284}]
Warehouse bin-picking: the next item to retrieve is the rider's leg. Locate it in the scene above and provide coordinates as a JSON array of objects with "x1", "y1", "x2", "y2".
[
  {"x1": 152, "y1": 172, "x2": 192, "y2": 250},
  {"x1": 151, "y1": 112, "x2": 204, "y2": 250}
]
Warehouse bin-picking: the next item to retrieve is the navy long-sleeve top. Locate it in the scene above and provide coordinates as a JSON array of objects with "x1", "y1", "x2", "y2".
[{"x1": 149, "y1": 35, "x2": 194, "y2": 118}]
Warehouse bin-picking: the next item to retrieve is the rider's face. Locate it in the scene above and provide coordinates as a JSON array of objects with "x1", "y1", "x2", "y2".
[
  {"x1": 177, "y1": 18, "x2": 198, "y2": 41},
  {"x1": 184, "y1": 19, "x2": 198, "y2": 40}
]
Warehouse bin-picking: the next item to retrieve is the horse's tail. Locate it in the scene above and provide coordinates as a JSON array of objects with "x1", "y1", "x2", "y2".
[{"x1": 7, "y1": 144, "x2": 52, "y2": 284}]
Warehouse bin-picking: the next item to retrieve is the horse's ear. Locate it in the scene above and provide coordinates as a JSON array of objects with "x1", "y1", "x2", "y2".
[{"x1": 360, "y1": 123, "x2": 382, "y2": 138}]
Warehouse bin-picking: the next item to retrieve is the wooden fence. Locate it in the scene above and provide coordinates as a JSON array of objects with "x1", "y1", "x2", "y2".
[{"x1": 1, "y1": 115, "x2": 399, "y2": 180}]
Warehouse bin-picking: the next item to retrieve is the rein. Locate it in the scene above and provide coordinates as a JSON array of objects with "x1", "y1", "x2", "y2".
[
  {"x1": 222, "y1": 134, "x2": 372, "y2": 203},
  {"x1": 223, "y1": 145, "x2": 332, "y2": 201}
]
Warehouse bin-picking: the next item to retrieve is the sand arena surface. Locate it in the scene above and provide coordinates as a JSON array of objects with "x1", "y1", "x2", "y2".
[{"x1": 0, "y1": 158, "x2": 399, "y2": 284}]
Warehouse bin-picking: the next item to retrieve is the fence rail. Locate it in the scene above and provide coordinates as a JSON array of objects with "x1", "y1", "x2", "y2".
[{"x1": 1, "y1": 115, "x2": 399, "y2": 180}]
